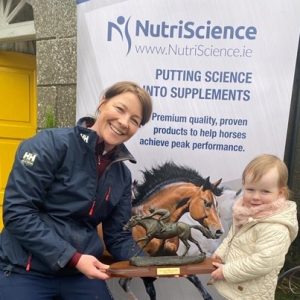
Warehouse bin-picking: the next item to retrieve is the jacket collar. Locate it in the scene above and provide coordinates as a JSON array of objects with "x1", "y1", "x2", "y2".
[{"x1": 76, "y1": 117, "x2": 137, "y2": 164}]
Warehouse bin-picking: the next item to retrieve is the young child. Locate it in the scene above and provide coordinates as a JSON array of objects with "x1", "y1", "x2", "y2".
[{"x1": 210, "y1": 154, "x2": 298, "y2": 300}]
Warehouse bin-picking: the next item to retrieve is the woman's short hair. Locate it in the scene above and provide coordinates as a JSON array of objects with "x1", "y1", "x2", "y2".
[{"x1": 102, "y1": 81, "x2": 153, "y2": 126}]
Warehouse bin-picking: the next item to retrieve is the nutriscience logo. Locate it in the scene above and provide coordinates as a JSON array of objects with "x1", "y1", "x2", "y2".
[
  {"x1": 107, "y1": 16, "x2": 132, "y2": 55},
  {"x1": 107, "y1": 16, "x2": 257, "y2": 56}
]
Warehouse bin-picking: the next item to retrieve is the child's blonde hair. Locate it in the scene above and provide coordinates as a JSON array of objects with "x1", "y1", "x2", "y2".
[{"x1": 242, "y1": 154, "x2": 289, "y2": 198}]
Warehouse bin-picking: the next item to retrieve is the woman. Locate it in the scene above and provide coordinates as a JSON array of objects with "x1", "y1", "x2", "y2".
[{"x1": 0, "y1": 81, "x2": 153, "y2": 299}]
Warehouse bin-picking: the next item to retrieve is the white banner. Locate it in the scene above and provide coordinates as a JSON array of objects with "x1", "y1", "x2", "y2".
[{"x1": 77, "y1": 0, "x2": 300, "y2": 189}]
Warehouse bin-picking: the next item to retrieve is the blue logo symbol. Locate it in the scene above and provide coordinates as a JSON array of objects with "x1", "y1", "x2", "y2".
[{"x1": 107, "y1": 16, "x2": 132, "y2": 55}]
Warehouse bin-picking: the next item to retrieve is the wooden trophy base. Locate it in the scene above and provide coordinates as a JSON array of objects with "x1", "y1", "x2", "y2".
[{"x1": 107, "y1": 257, "x2": 217, "y2": 278}]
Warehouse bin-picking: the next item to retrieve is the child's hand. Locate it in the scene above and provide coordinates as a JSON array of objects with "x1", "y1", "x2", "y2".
[{"x1": 211, "y1": 262, "x2": 225, "y2": 281}]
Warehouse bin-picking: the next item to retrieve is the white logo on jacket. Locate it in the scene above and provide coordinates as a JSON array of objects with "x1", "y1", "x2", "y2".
[
  {"x1": 80, "y1": 133, "x2": 89, "y2": 143},
  {"x1": 21, "y1": 152, "x2": 37, "y2": 166}
]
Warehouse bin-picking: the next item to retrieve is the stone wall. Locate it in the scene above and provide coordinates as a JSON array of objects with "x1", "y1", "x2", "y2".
[{"x1": 30, "y1": 0, "x2": 77, "y2": 129}]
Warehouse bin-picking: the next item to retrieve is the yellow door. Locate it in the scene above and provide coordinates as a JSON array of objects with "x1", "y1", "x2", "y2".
[{"x1": 0, "y1": 52, "x2": 36, "y2": 229}]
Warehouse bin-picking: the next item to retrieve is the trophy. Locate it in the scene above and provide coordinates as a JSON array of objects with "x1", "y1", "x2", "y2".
[{"x1": 108, "y1": 208, "x2": 218, "y2": 278}]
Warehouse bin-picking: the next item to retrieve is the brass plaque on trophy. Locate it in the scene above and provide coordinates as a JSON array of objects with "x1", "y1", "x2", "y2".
[{"x1": 156, "y1": 267, "x2": 180, "y2": 276}]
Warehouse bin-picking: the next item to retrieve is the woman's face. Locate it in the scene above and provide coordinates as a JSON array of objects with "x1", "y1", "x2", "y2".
[
  {"x1": 92, "y1": 92, "x2": 142, "y2": 151},
  {"x1": 243, "y1": 168, "x2": 284, "y2": 208}
]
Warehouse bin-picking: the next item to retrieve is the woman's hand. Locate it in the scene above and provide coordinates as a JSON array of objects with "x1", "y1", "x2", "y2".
[
  {"x1": 75, "y1": 254, "x2": 110, "y2": 280},
  {"x1": 211, "y1": 253, "x2": 222, "y2": 261}
]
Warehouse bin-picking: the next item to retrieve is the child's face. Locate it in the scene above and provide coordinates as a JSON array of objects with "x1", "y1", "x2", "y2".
[{"x1": 243, "y1": 167, "x2": 284, "y2": 208}]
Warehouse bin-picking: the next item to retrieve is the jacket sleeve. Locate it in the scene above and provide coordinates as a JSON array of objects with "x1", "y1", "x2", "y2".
[
  {"x1": 3, "y1": 130, "x2": 76, "y2": 271},
  {"x1": 102, "y1": 171, "x2": 142, "y2": 260},
  {"x1": 214, "y1": 225, "x2": 234, "y2": 261},
  {"x1": 223, "y1": 223, "x2": 291, "y2": 283}
]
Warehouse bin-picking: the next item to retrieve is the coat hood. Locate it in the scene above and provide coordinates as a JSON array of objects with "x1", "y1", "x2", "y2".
[{"x1": 264, "y1": 200, "x2": 299, "y2": 242}]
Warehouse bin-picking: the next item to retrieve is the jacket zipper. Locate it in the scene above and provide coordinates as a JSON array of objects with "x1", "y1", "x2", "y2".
[
  {"x1": 26, "y1": 254, "x2": 32, "y2": 272},
  {"x1": 105, "y1": 186, "x2": 111, "y2": 201},
  {"x1": 89, "y1": 185, "x2": 111, "y2": 216},
  {"x1": 89, "y1": 199, "x2": 96, "y2": 216}
]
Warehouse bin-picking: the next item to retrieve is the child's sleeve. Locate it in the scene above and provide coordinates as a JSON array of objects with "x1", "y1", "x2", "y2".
[
  {"x1": 213, "y1": 225, "x2": 234, "y2": 261},
  {"x1": 223, "y1": 223, "x2": 291, "y2": 283}
]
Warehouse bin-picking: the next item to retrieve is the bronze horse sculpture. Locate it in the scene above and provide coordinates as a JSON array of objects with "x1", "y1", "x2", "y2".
[
  {"x1": 124, "y1": 212, "x2": 215, "y2": 257},
  {"x1": 118, "y1": 162, "x2": 224, "y2": 300}
]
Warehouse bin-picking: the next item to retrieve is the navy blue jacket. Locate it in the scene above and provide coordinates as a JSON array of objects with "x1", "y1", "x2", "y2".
[{"x1": 0, "y1": 119, "x2": 141, "y2": 276}]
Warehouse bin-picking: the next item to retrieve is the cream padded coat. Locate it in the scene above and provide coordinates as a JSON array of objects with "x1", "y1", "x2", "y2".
[{"x1": 213, "y1": 201, "x2": 298, "y2": 300}]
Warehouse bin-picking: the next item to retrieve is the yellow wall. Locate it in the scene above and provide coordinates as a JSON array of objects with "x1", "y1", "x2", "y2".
[{"x1": 0, "y1": 52, "x2": 36, "y2": 229}]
